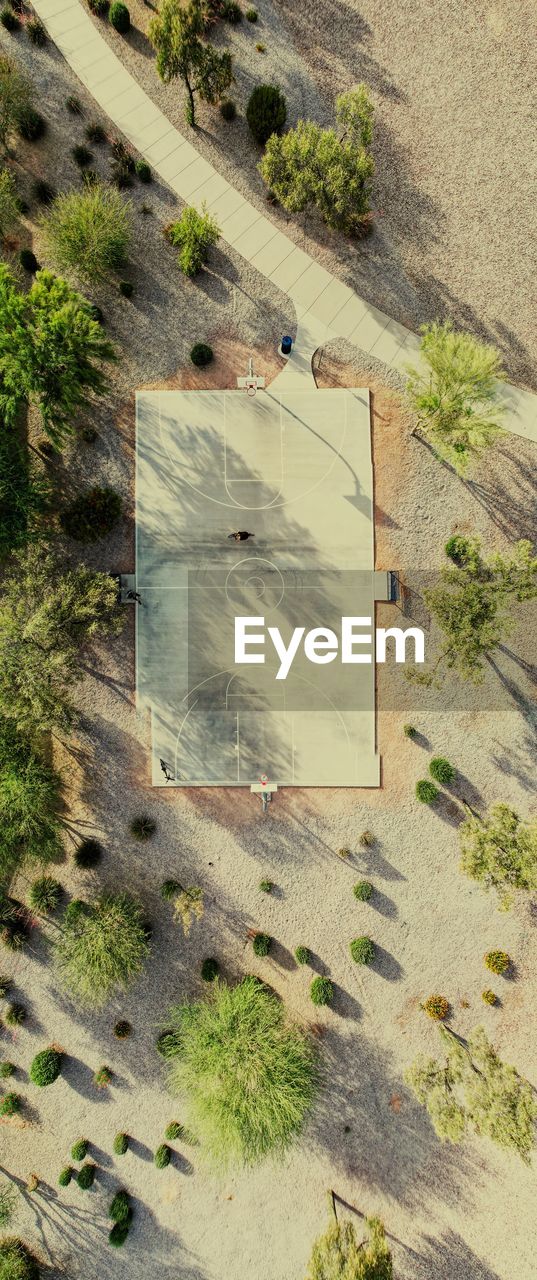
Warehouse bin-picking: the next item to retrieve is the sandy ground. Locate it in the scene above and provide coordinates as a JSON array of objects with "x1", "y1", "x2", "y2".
[{"x1": 1, "y1": 15, "x2": 537, "y2": 1280}]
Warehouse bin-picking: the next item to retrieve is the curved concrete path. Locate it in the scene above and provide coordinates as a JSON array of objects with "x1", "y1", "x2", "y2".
[{"x1": 35, "y1": 0, "x2": 537, "y2": 437}]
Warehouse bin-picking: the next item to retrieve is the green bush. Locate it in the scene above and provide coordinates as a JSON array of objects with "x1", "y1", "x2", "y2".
[
  {"x1": 29, "y1": 877, "x2": 62, "y2": 914},
  {"x1": 76, "y1": 1163, "x2": 96, "y2": 1190},
  {"x1": 294, "y1": 945, "x2": 310, "y2": 966},
  {"x1": 109, "y1": 1189, "x2": 130, "y2": 1222},
  {"x1": 109, "y1": 1222, "x2": 129, "y2": 1247},
  {"x1": 0, "y1": 1239, "x2": 39, "y2": 1280},
  {"x1": 1, "y1": 9, "x2": 19, "y2": 31},
  {"x1": 73, "y1": 839, "x2": 102, "y2": 869},
  {"x1": 66, "y1": 95, "x2": 83, "y2": 115},
  {"x1": 246, "y1": 84, "x2": 286, "y2": 144},
  {"x1": 42, "y1": 183, "x2": 131, "y2": 282},
  {"x1": 429, "y1": 757, "x2": 455, "y2": 785},
  {"x1": 0, "y1": 1092, "x2": 21, "y2": 1116},
  {"x1": 259, "y1": 880, "x2": 273, "y2": 893},
  {"x1": 30, "y1": 1047, "x2": 62, "y2": 1086},
  {"x1": 58, "y1": 1166, "x2": 72, "y2": 1186},
  {"x1": 353, "y1": 881, "x2": 373, "y2": 902},
  {"x1": 220, "y1": 98, "x2": 236, "y2": 121},
  {"x1": 359, "y1": 830, "x2": 374, "y2": 847},
  {"x1": 109, "y1": 1, "x2": 130, "y2": 31},
  {"x1": 482, "y1": 988, "x2": 498, "y2": 1005},
  {"x1": 160, "y1": 879, "x2": 180, "y2": 900},
  {"x1": 246, "y1": 6, "x2": 257, "y2": 19},
  {"x1": 167, "y1": 204, "x2": 220, "y2": 278},
  {"x1": 119, "y1": 279, "x2": 133, "y2": 297},
  {"x1": 93, "y1": 1065, "x2": 112, "y2": 1089},
  {"x1": 415, "y1": 779, "x2": 438, "y2": 804},
  {"x1": 310, "y1": 976, "x2": 333, "y2": 1006},
  {"x1": 113, "y1": 1131, "x2": 129, "y2": 1155},
  {"x1": 32, "y1": 179, "x2": 55, "y2": 204},
  {"x1": 403, "y1": 723, "x2": 417, "y2": 738},
  {"x1": 88, "y1": 0, "x2": 108, "y2": 13},
  {"x1": 130, "y1": 814, "x2": 156, "y2": 840},
  {"x1": 0, "y1": 975, "x2": 11, "y2": 997},
  {"x1": 64, "y1": 899, "x2": 90, "y2": 926},
  {"x1": 154, "y1": 1143, "x2": 170, "y2": 1169},
  {"x1": 5, "y1": 1003, "x2": 25, "y2": 1027},
  {"x1": 222, "y1": 0, "x2": 241, "y2": 19},
  {"x1": 19, "y1": 249, "x2": 38, "y2": 273},
  {"x1": 86, "y1": 121, "x2": 106, "y2": 143},
  {"x1": 421, "y1": 994, "x2": 450, "y2": 1020},
  {"x1": 484, "y1": 950, "x2": 510, "y2": 975},
  {"x1": 0, "y1": 1063, "x2": 14, "y2": 1078},
  {"x1": 26, "y1": 18, "x2": 46, "y2": 44},
  {"x1": 113, "y1": 1020, "x2": 131, "y2": 1039},
  {"x1": 156, "y1": 1029, "x2": 180, "y2": 1058},
  {"x1": 252, "y1": 932, "x2": 271, "y2": 957},
  {"x1": 70, "y1": 1138, "x2": 88, "y2": 1161},
  {"x1": 18, "y1": 109, "x2": 46, "y2": 142},
  {"x1": 350, "y1": 937, "x2": 375, "y2": 965},
  {"x1": 201, "y1": 957, "x2": 218, "y2": 982},
  {"x1": 445, "y1": 534, "x2": 474, "y2": 566},
  {"x1": 135, "y1": 159, "x2": 151, "y2": 183},
  {"x1": 337, "y1": 847, "x2": 351, "y2": 859},
  {"x1": 72, "y1": 144, "x2": 93, "y2": 168},
  {"x1": 60, "y1": 487, "x2": 122, "y2": 542},
  {"x1": 165, "y1": 1120, "x2": 183, "y2": 1140},
  {"x1": 190, "y1": 342, "x2": 213, "y2": 367}
]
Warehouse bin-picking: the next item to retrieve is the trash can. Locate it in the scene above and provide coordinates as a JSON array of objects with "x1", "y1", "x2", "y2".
[{"x1": 281, "y1": 335, "x2": 292, "y2": 355}]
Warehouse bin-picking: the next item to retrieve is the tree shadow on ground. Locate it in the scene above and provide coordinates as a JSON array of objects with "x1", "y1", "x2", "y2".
[{"x1": 395, "y1": 1228, "x2": 504, "y2": 1280}]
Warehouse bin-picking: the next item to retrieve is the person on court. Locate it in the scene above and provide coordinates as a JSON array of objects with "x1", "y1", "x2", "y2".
[{"x1": 227, "y1": 531, "x2": 254, "y2": 541}]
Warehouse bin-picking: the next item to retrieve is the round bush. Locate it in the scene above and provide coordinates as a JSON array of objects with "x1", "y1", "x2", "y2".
[
  {"x1": 445, "y1": 534, "x2": 473, "y2": 566},
  {"x1": 109, "y1": 1, "x2": 130, "y2": 31},
  {"x1": 353, "y1": 880, "x2": 373, "y2": 902},
  {"x1": 114, "y1": 1019, "x2": 131, "y2": 1039},
  {"x1": 190, "y1": 342, "x2": 213, "y2": 367},
  {"x1": 0, "y1": 1092, "x2": 21, "y2": 1116},
  {"x1": 73, "y1": 838, "x2": 103, "y2": 869},
  {"x1": 359, "y1": 830, "x2": 374, "y2": 847},
  {"x1": 32, "y1": 179, "x2": 55, "y2": 205},
  {"x1": 26, "y1": 16, "x2": 46, "y2": 43},
  {"x1": 484, "y1": 950, "x2": 510, "y2": 975},
  {"x1": 429, "y1": 757, "x2": 455, "y2": 785},
  {"x1": 422, "y1": 994, "x2": 450, "y2": 1020},
  {"x1": 0, "y1": 1062, "x2": 15, "y2": 1078},
  {"x1": 294, "y1": 945, "x2": 310, "y2": 966},
  {"x1": 415, "y1": 779, "x2": 438, "y2": 804},
  {"x1": 18, "y1": 109, "x2": 46, "y2": 142},
  {"x1": 109, "y1": 1189, "x2": 130, "y2": 1222},
  {"x1": 113, "y1": 1131, "x2": 129, "y2": 1155},
  {"x1": 337, "y1": 847, "x2": 351, "y2": 859},
  {"x1": 60, "y1": 488, "x2": 122, "y2": 542},
  {"x1": 135, "y1": 159, "x2": 151, "y2": 183},
  {"x1": 72, "y1": 144, "x2": 93, "y2": 168},
  {"x1": 154, "y1": 1143, "x2": 170, "y2": 1169},
  {"x1": 220, "y1": 98, "x2": 236, "y2": 121},
  {"x1": 0, "y1": 975, "x2": 11, "y2": 997},
  {"x1": 165, "y1": 1120, "x2": 183, "y2": 1140},
  {"x1": 66, "y1": 95, "x2": 83, "y2": 115},
  {"x1": 88, "y1": 0, "x2": 108, "y2": 13},
  {"x1": 93, "y1": 1065, "x2": 112, "y2": 1089},
  {"x1": 310, "y1": 976, "x2": 333, "y2": 1006},
  {"x1": 30, "y1": 1047, "x2": 63, "y2": 1087},
  {"x1": 70, "y1": 1138, "x2": 88, "y2": 1161},
  {"x1": 156, "y1": 1029, "x2": 180, "y2": 1058},
  {"x1": 109, "y1": 1222, "x2": 130, "y2": 1247},
  {"x1": 76, "y1": 1163, "x2": 96, "y2": 1190},
  {"x1": 29, "y1": 877, "x2": 62, "y2": 914},
  {"x1": 86, "y1": 121, "x2": 106, "y2": 144},
  {"x1": 19, "y1": 249, "x2": 38, "y2": 273},
  {"x1": 160, "y1": 879, "x2": 180, "y2": 901},
  {"x1": 58, "y1": 1166, "x2": 72, "y2": 1186},
  {"x1": 350, "y1": 937, "x2": 375, "y2": 965},
  {"x1": 5, "y1": 1003, "x2": 25, "y2": 1027},
  {"x1": 252, "y1": 932, "x2": 271, "y2": 957},
  {"x1": 119, "y1": 280, "x2": 133, "y2": 297},
  {"x1": 246, "y1": 84, "x2": 286, "y2": 145},
  {"x1": 82, "y1": 426, "x2": 98, "y2": 444},
  {"x1": 259, "y1": 880, "x2": 273, "y2": 893},
  {"x1": 0, "y1": 1240, "x2": 39, "y2": 1280},
  {"x1": 403, "y1": 723, "x2": 417, "y2": 738},
  {"x1": 246, "y1": 6, "x2": 257, "y2": 18},
  {"x1": 201, "y1": 957, "x2": 219, "y2": 982},
  {"x1": 222, "y1": 0, "x2": 241, "y2": 20},
  {"x1": 1, "y1": 9, "x2": 20, "y2": 31},
  {"x1": 130, "y1": 814, "x2": 156, "y2": 841}
]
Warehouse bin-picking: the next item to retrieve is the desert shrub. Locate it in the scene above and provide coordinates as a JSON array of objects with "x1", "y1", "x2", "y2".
[
  {"x1": 130, "y1": 813, "x2": 156, "y2": 841},
  {"x1": 350, "y1": 937, "x2": 375, "y2": 965},
  {"x1": 156, "y1": 1029, "x2": 180, "y2": 1058},
  {"x1": 422, "y1": 994, "x2": 450, "y2": 1020},
  {"x1": 167, "y1": 204, "x2": 220, "y2": 277},
  {"x1": 18, "y1": 248, "x2": 38, "y2": 273},
  {"x1": 119, "y1": 279, "x2": 133, "y2": 297},
  {"x1": 259, "y1": 880, "x2": 272, "y2": 893},
  {"x1": 154, "y1": 1143, "x2": 170, "y2": 1169},
  {"x1": 220, "y1": 98, "x2": 236, "y2": 121},
  {"x1": 0, "y1": 976, "x2": 11, "y2": 997},
  {"x1": 246, "y1": 6, "x2": 257, "y2": 18},
  {"x1": 160, "y1": 879, "x2": 180, "y2": 900},
  {"x1": 255, "y1": 39, "x2": 264, "y2": 50},
  {"x1": 306, "y1": 1216, "x2": 392, "y2": 1280},
  {"x1": 252, "y1": 932, "x2": 271, "y2": 957},
  {"x1": 55, "y1": 892, "x2": 149, "y2": 1007},
  {"x1": 445, "y1": 534, "x2": 475, "y2": 566},
  {"x1": 29, "y1": 877, "x2": 62, "y2": 914},
  {"x1": 88, "y1": 0, "x2": 108, "y2": 12},
  {"x1": 310, "y1": 976, "x2": 333, "y2": 1006},
  {"x1": 484, "y1": 950, "x2": 510, "y2": 975},
  {"x1": 222, "y1": 0, "x2": 241, "y2": 18},
  {"x1": 403, "y1": 723, "x2": 417, "y2": 738},
  {"x1": 201, "y1": 957, "x2": 218, "y2": 982},
  {"x1": 353, "y1": 880, "x2": 373, "y2": 902},
  {"x1": 73, "y1": 838, "x2": 102, "y2": 869},
  {"x1": 81, "y1": 426, "x2": 98, "y2": 443},
  {"x1": 294, "y1": 945, "x2": 310, "y2": 965},
  {"x1": 135, "y1": 159, "x2": 151, "y2": 182},
  {"x1": 1, "y1": 9, "x2": 19, "y2": 31},
  {"x1": 32, "y1": 179, "x2": 54, "y2": 204},
  {"x1": 26, "y1": 18, "x2": 46, "y2": 44},
  {"x1": 416, "y1": 779, "x2": 438, "y2": 804},
  {"x1": 166, "y1": 976, "x2": 316, "y2": 1166},
  {"x1": 109, "y1": 1189, "x2": 130, "y2": 1222},
  {"x1": 72, "y1": 144, "x2": 92, "y2": 168},
  {"x1": 429, "y1": 757, "x2": 455, "y2": 785},
  {"x1": 60, "y1": 487, "x2": 122, "y2": 542},
  {"x1": 113, "y1": 1020, "x2": 131, "y2": 1039},
  {"x1": 113, "y1": 1132, "x2": 129, "y2": 1155},
  {"x1": 17, "y1": 108, "x2": 45, "y2": 141},
  {"x1": 246, "y1": 84, "x2": 286, "y2": 144},
  {"x1": 65, "y1": 95, "x2": 82, "y2": 115},
  {"x1": 0, "y1": 1239, "x2": 39, "y2": 1280},
  {"x1": 109, "y1": 1, "x2": 130, "y2": 31},
  {"x1": 5, "y1": 1003, "x2": 25, "y2": 1026},
  {"x1": 30, "y1": 1047, "x2": 62, "y2": 1086},
  {"x1": 482, "y1": 989, "x2": 497, "y2": 1005},
  {"x1": 0, "y1": 1063, "x2": 14, "y2": 1079},
  {"x1": 70, "y1": 1138, "x2": 88, "y2": 1161},
  {"x1": 42, "y1": 183, "x2": 131, "y2": 282},
  {"x1": 0, "y1": 1092, "x2": 21, "y2": 1115},
  {"x1": 86, "y1": 121, "x2": 106, "y2": 143},
  {"x1": 165, "y1": 1120, "x2": 183, "y2": 1140},
  {"x1": 109, "y1": 1222, "x2": 129, "y2": 1247},
  {"x1": 64, "y1": 899, "x2": 90, "y2": 926},
  {"x1": 190, "y1": 342, "x2": 213, "y2": 367},
  {"x1": 337, "y1": 847, "x2": 351, "y2": 860},
  {"x1": 359, "y1": 830, "x2": 374, "y2": 847},
  {"x1": 76, "y1": 1163, "x2": 96, "y2": 1190},
  {"x1": 58, "y1": 1166, "x2": 72, "y2": 1186},
  {"x1": 93, "y1": 1065, "x2": 112, "y2": 1089}
]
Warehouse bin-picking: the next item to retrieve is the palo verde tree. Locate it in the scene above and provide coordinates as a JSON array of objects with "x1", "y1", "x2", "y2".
[
  {"x1": 0, "y1": 54, "x2": 33, "y2": 152},
  {"x1": 0, "y1": 169, "x2": 18, "y2": 239},
  {"x1": 406, "y1": 320, "x2": 505, "y2": 473},
  {"x1": 0, "y1": 717, "x2": 62, "y2": 887},
  {"x1": 42, "y1": 183, "x2": 131, "y2": 285},
  {"x1": 412, "y1": 535, "x2": 537, "y2": 686},
  {"x1": 305, "y1": 1203, "x2": 392, "y2": 1280},
  {"x1": 0, "y1": 266, "x2": 116, "y2": 446},
  {"x1": 405, "y1": 1025, "x2": 537, "y2": 1163},
  {"x1": 165, "y1": 975, "x2": 317, "y2": 1167},
  {"x1": 54, "y1": 892, "x2": 150, "y2": 1006},
  {"x1": 149, "y1": 0, "x2": 233, "y2": 127},
  {"x1": 459, "y1": 803, "x2": 537, "y2": 908},
  {"x1": 0, "y1": 545, "x2": 122, "y2": 735},
  {"x1": 260, "y1": 85, "x2": 374, "y2": 236}
]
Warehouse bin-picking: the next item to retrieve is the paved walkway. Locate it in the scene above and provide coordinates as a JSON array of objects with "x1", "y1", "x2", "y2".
[{"x1": 35, "y1": 0, "x2": 537, "y2": 441}]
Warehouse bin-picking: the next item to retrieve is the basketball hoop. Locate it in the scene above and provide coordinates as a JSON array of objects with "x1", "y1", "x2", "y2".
[
  {"x1": 237, "y1": 356, "x2": 266, "y2": 393},
  {"x1": 251, "y1": 773, "x2": 277, "y2": 812},
  {"x1": 246, "y1": 379, "x2": 257, "y2": 397}
]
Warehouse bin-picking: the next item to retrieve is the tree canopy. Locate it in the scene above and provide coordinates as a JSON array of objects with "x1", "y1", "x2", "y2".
[
  {"x1": 42, "y1": 183, "x2": 131, "y2": 284},
  {"x1": 149, "y1": 0, "x2": 233, "y2": 126},
  {"x1": 305, "y1": 1213, "x2": 392, "y2": 1280},
  {"x1": 0, "y1": 717, "x2": 62, "y2": 887},
  {"x1": 54, "y1": 892, "x2": 150, "y2": 1006},
  {"x1": 460, "y1": 803, "x2": 537, "y2": 907}
]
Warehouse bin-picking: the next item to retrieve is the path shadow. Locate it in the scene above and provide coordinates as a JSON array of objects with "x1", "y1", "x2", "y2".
[{"x1": 396, "y1": 1228, "x2": 504, "y2": 1280}]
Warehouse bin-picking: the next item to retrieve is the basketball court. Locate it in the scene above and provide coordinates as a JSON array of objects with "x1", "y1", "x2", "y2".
[{"x1": 135, "y1": 382, "x2": 382, "y2": 787}]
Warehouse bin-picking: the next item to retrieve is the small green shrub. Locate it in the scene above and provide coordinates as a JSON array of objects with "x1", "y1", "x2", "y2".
[
  {"x1": 246, "y1": 84, "x2": 286, "y2": 144},
  {"x1": 222, "y1": 0, "x2": 241, "y2": 19},
  {"x1": 403, "y1": 723, "x2": 417, "y2": 738},
  {"x1": 109, "y1": 1189, "x2": 130, "y2": 1222},
  {"x1": 190, "y1": 342, "x2": 213, "y2": 367},
  {"x1": 167, "y1": 204, "x2": 220, "y2": 277},
  {"x1": 259, "y1": 880, "x2": 273, "y2": 893},
  {"x1": 429, "y1": 757, "x2": 455, "y2": 785},
  {"x1": 1, "y1": 8, "x2": 20, "y2": 31},
  {"x1": 109, "y1": 1221, "x2": 130, "y2": 1247},
  {"x1": 482, "y1": 989, "x2": 498, "y2": 1005},
  {"x1": 154, "y1": 1143, "x2": 171, "y2": 1169},
  {"x1": 350, "y1": 937, "x2": 375, "y2": 965},
  {"x1": 353, "y1": 880, "x2": 373, "y2": 902},
  {"x1": 30, "y1": 1047, "x2": 63, "y2": 1086},
  {"x1": 0, "y1": 975, "x2": 11, "y2": 997},
  {"x1": 160, "y1": 879, "x2": 180, "y2": 900},
  {"x1": 5, "y1": 1003, "x2": 25, "y2": 1027},
  {"x1": 421, "y1": 994, "x2": 450, "y2": 1020},
  {"x1": 74, "y1": 838, "x2": 102, "y2": 869},
  {"x1": 445, "y1": 534, "x2": 473, "y2": 566},
  {"x1": 294, "y1": 945, "x2": 310, "y2": 965},
  {"x1": 359, "y1": 830, "x2": 374, "y2": 847},
  {"x1": 109, "y1": 1, "x2": 130, "y2": 31},
  {"x1": 246, "y1": 6, "x2": 257, "y2": 18},
  {"x1": 0, "y1": 1239, "x2": 39, "y2": 1278},
  {"x1": 32, "y1": 178, "x2": 55, "y2": 204},
  {"x1": 252, "y1": 932, "x2": 271, "y2": 957},
  {"x1": 113, "y1": 1131, "x2": 129, "y2": 1154},
  {"x1": 484, "y1": 950, "x2": 510, "y2": 975},
  {"x1": 416, "y1": 779, "x2": 439, "y2": 804},
  {"x1": 156, "y1": 1029, "x2": 179, "y2": 1058},
  {"x1": 88, "y1": 0, "x2": 109, "y2": 13},
  {"x1": 66, "y1": 95, "x2": 83, "y2": 115},
  {"x1": 114, "y1": 1020, "x2": 131, "y2": 1039},
  {"x1": 72, "y1": 144, "x2": 93, "y2": 168},
  {"x1": 86, "y1": 120, "x2": 107, "y2": 143},
  {"x1": 77, "y1": 1163, "x2": 96, "y2": 1189},
  {"x1": 60, "y1": 487, "x2": 122, "y2": 542},
  {"x1": 135, "y1": 159, "x2": 151, "y2": 182},
  {"x1": 58, "y1": 1166, "x2": 73, "y2": 1186},
  {"x1": 119, "y1": 279, "x2": 133, "y2": 297},
  {"x1": 165, "y1": 1120, "x2": 183, "y2": 1140},
  {"x1": 29, "y1": 876, "x2": 62, "y2": 914},
  {"x1": 220, "y1": 98, "x2": 236, "y2": 121},
  {"x1": 71, "y1": 1138, "x2": 88, "y2": 1161},
  {"x1": 18, "y1": 109, "x2": 46, "y2": 141},
  {"x1": 64, "y1": 899, "x2": 90, "y2": 926},
  {"x1": 26, "y1": 17, "x2": 46, "y2": 44},
  {"x1": 93, "y1": 1065, "x2": 112, "y2": 1089},
  {"x1": 0, "y1": 1092, "x2": 21, "y2": 1116},
  {"x1": 0, "y1": 1062, "x2": 15, "y2": 1078},
  {"x1": 130, "y1": 814, "x2": 156, "y2": 841},
  {"x1": 310, "y1": 976, "x2": 333, "y2": 1006},
  {"x1": 337, "y1": 847, "x2": 351, "y2": 859},
  {"x1": 201, "y1": 957, "x2": 218, "y2": 982}
]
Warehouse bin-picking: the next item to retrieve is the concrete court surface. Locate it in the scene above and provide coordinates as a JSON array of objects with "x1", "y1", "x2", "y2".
[{"x1": 135, "y1": 386, "x2": 382, "y2": 787}]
